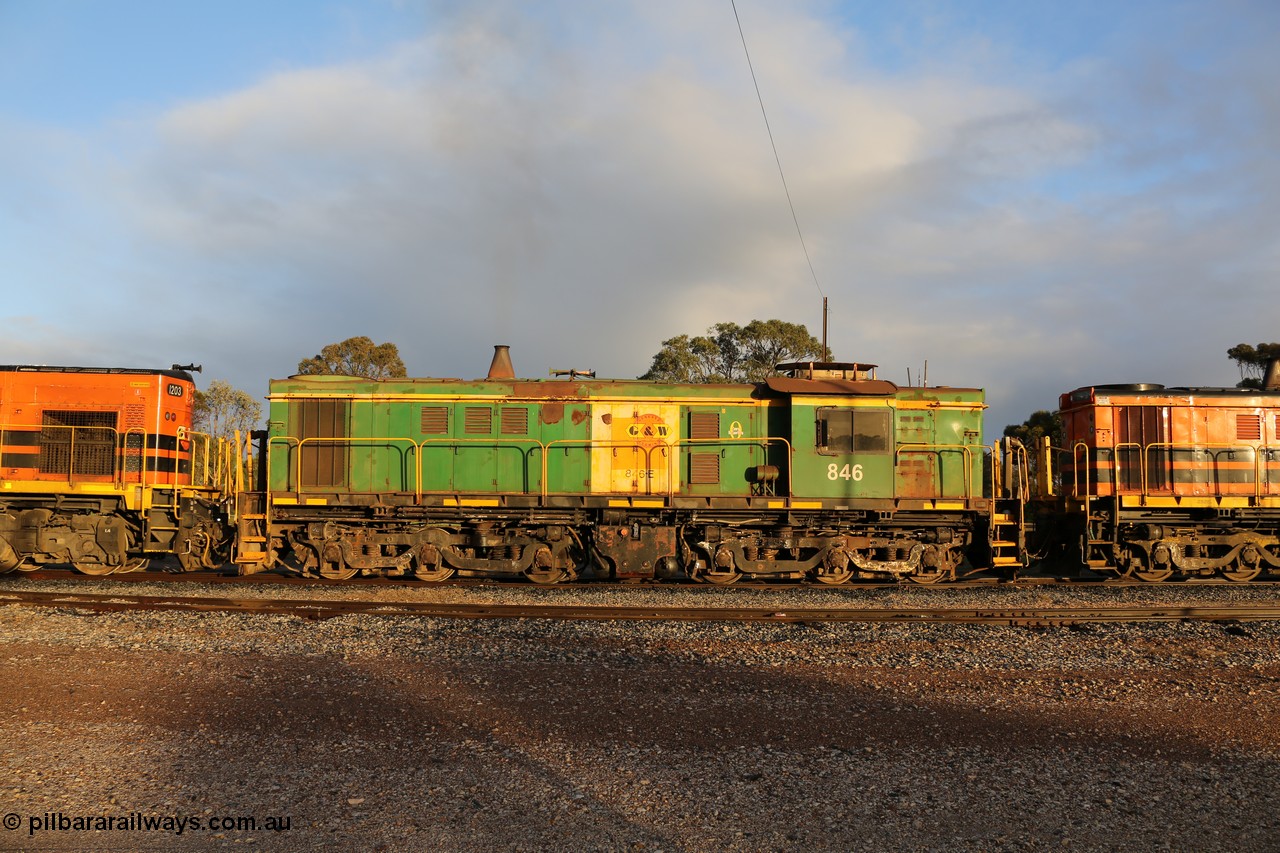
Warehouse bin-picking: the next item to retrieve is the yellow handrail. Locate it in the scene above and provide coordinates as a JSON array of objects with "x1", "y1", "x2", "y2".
[
  {"x1": 0, "y1": 421, "x2": 124, "y2": 487},
  {"x1": 1059, "y1": 440, "x2": 1277, "y2": 501},
  {"x1": 263, "y1": 432, "x2": 797, "y2": 502},
  {"x1": 268, "y1": 435, "x2": 421, "y2": 496},
  {"x1": 418, "y1": 436, "x2": 545, "y2": 501},
  {"x1": 1069, "y1": 441, "x2": 1091, "y2": 498},
  {"x1": 671, "y1": 436, "x2": 793, "y2": 499},
  {"x1": 1141, "y1": 441, "x2": 1267, "y2": 498},
  {"x1": 540, "y1": 439, "x2": 660, "y2": 499},
  {"x1": 894, "y1": 443, "x2": 979, "y2": 499},
  {"x1": 1109, "y1": 441, "x2": 1144, "y2": 493}
]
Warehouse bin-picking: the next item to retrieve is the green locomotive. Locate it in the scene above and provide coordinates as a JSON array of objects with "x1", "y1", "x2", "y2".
[{"x1": 234, "y1": 347, "x2": 1006, "y2": 584}]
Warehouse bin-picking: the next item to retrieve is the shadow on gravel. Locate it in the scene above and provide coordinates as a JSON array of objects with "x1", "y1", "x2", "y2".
[{"x1": 6, "y1": 623, "x2": 1280, "y2": 851}]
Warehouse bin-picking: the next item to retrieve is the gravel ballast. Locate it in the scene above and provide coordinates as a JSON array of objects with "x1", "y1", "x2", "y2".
[{"x1": 1, "y1": 577, "x2": 1278, "y2": 851}]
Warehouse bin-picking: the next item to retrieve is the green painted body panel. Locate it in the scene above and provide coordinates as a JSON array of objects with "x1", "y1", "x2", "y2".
[
  {"x1": 680, "y1": 403, "x2": 769, "y2": 496},
  {"x1": 264, "y1": 375, "x2": 985, "y2": 501},
  {"x1": 894, "y1": 389, "x2": 986, "y2": 500},
  {"x1": 786, "y1": 388, "x2": 985, "y2": 501},
  {"x1": 788, "y1": 402, "x2": 896, "y2": 499},
  {"x1": 266, "y1": 376, "x2": 768, "y2": 497}
]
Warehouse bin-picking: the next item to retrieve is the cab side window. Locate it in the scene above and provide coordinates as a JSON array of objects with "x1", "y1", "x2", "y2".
[{"x1": 817, "y1": 408, "x2": 889, "y2": 454}]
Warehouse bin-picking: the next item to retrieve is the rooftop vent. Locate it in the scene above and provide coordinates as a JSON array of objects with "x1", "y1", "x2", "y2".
[
  {"x1": 486, "y1": 345, "x2": 515, "y2": 380},
  {"x1": 1264, "y1": 358, "x2": 1280, "y2": 392},
  {"x1": 775, "y1": 361, "x2": 877, "y2": 381}
]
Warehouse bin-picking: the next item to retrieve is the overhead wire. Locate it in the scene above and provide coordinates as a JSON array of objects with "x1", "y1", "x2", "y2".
[{"x1": 730, "y1": 0, "x2": 824, "y2": 299}]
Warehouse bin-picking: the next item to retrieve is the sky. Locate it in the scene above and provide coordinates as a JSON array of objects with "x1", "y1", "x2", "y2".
[{"x1": 1, "y1": 0, "x2": 1277, "y2": 435}]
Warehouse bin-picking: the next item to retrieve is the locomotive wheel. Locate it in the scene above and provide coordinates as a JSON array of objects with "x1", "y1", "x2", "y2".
[
  {"x1": 524, "y1": 543, "x2": 569, "y2": 585},
  {"x1": 813, "y1": 568, "x2": 853, "y2": 586},
  {"x1": 414, "y1": 560, "x2": 455, "y2": 581},
  {"x1": 690, "y1": 566, "x2": 741, "y2": 585},
  {"x1": 317, "y1": 542, "x2": 356, "y2": 580},
  {"x1": 1132, "y1": 567, "x2": 1174, "y2": 583},
  {"x1": 413, "y1": 544, "x2": 455, "y2": 582},
  {"x1": 72, "y1": 560, "x2": 116, "y2": 576},
  {"x1": 1222, "y1": 558, "x2": 1262, "y2": 583},
  {"x1": 319, "y1": 563, "x2": 357, "y2": 580},
  {"x1": 525, "y1": 567, "x2": 567, "y2": 585},
  {"x1": 1222, "y1": 546, "x2": 1263, "y2": 583},
  {"x1": 119, "y1": 558, "x2": 150, "y2": 574},
  {"x1": 692, "y1": 547, "x2": 743, "y2": 585},
  {"x1": 414, "y1": 563, "x2": 455, "y2": 582},
  {"x1": 907, "y1": 568, "x2": 951, "y2": 585}
]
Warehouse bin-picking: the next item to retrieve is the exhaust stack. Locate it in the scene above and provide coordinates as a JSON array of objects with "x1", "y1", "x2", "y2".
[
  {"x1": 1264, "y1": 358, "x2": 1280, "y2": 392},
  {"x1": 487, "y1": 345, "x2": 516, "y2": 380}
]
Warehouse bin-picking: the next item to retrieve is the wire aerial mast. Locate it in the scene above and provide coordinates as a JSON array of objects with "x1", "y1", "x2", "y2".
[{"x1": 731, "y1": 0, "x2": 828, "y2": 357}]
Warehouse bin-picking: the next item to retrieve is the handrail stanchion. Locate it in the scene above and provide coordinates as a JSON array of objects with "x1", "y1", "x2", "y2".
[{"x1": 893, "y1": 443, "x2": 978, "y2": 499}]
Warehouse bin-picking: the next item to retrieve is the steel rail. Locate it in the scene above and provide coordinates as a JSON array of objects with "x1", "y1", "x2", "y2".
[
  {"x1": 9, "y1": 568, "x2": 1280, "y2": 590},
  {"x1": 3, "y1": 589, "x2": 1280, "y2": 625}
]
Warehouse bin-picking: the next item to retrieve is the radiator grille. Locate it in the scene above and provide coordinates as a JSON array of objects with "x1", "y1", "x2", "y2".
[
  {"x1": 292, "y1": 399, "x2": 348, "y2": 488},
  {"x1": 1237, "y1": 414, "x2": 1262, "y2": 441},
  {"x1": 421, "y1": 406, "x2": 449, "y2": 434},
  {"x1": 40, "y1": 410, "x2": 117, "y2": 476},
  {"x1": 689, "y1": 452, "x2": 720, "y2": 484},
  {"x1": 464, "y1": 407, "x2": 493, "y2": 435},
  {"x1": 690, "y1": 412, "x2": 720, "y2": 439},
  {"x1": 500, "y1": 407, "x2": 529, "y2": 435}
]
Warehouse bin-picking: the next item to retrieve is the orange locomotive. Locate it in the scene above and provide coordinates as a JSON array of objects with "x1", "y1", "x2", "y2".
[
  {"x1": 1044, "y1": 361, "x2": 1280, "y2": 581},
  {"x1": 0, "y1": 365, "x2": 232, "y2": 574}
]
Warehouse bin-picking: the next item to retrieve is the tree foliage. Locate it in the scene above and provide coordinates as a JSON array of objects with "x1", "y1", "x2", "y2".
[
  {"x1": 1002, "y1": 410, "x2": 1064, "y2": 495},
  {"x1": 297, "y1": 336, "x2": 407, "y2": 379},
  {"x1": 1002, "y1": 410, "x2": 1064, "y2": 450},
  {"x1": 192, "y1": 381, "x2": 263, "y2": 443},
  {"x1": 640, "y1": 320, "x2": 828, "y2": 384},
  {"x1": 1227, "y1": 342, "x2": 1280, "y2": 389}
]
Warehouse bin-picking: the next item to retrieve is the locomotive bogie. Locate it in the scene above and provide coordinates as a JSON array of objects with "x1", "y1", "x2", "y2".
[{"x1": 0, "y1": 504, "x2": 127, "y2": 572}]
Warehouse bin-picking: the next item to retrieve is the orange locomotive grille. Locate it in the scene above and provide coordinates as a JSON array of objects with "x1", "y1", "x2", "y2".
[
  {"x1": 1, "y1": 423, "x2": 190, "y2": 481},
  {"x1": 39, "y1": 411, "x2": 117, "y2": 477}
]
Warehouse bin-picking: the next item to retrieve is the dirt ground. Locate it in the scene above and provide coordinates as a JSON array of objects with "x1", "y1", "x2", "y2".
[{"x1": 2, "y1": 608, "x2": 1279, "y2": 851}]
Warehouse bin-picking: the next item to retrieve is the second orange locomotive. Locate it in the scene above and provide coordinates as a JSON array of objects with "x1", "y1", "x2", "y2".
[{"x1": 1044, "y1": 361, "x2": 1280, "y2": 581}]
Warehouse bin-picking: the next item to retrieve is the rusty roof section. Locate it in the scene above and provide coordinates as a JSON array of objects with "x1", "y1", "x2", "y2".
[{"x1": 763, "y1": 377, "x2": 899, "y2": 396}]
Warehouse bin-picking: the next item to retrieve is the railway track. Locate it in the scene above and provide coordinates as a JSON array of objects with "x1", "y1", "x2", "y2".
[
  {"x1": 8, "y1": 566, "x2": 1280, "y2": 590},
  {"x1": 8, "y1": 567, "x2": 1001, "y2": 590},
  {"x1": 3, "y1": 588, "x2": 1279, "y2": 626}
]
